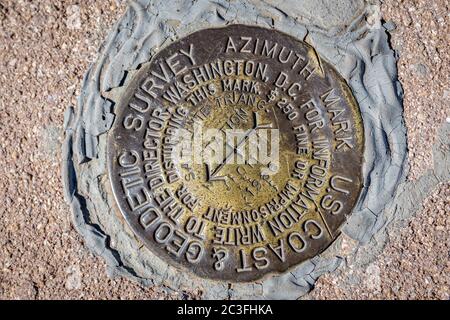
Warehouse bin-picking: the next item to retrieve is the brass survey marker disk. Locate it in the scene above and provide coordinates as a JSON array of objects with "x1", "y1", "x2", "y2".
[{"x1": 107, "y1": 25, "x2": 364, "y2": 282}]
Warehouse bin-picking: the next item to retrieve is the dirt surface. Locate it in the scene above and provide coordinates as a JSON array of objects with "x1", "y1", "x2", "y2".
[
  {"x1": 0, "y1": 0, "x2": 448, "y2": 300},
  {"x1": 308, "y1": 183, "x2": 450, "y2": 300},
  {"x1": 382, "y1": 0, "x2": 449, "y2": 180}
]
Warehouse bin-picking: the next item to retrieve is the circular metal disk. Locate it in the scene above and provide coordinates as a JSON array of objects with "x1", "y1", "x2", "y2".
[{"x1": 107, "y1": 25, "x2": 364, "y2": 282}]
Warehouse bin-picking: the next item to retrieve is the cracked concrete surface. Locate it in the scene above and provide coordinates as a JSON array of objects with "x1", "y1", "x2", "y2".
[
  {"x1": 62, "y1": 0, "x2": 410, "y2": 299},
  {"x1": 0, "y1": 0, "x2": 448, "y2": 299}
]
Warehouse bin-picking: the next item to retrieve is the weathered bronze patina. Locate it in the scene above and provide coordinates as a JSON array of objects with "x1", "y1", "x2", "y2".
[{"x1": 107, "y1": 25, "x2": 364, "y2": 282}]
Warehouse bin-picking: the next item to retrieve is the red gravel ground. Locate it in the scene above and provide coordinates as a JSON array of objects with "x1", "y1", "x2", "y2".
[{"x1": 0, "y1": 0, "x2": 448, "y2": 299}]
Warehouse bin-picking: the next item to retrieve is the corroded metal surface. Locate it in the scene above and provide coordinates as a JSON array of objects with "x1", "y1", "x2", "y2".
[{"x1": 107, "y1": 25, "x2": 364, "y2": 282}]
